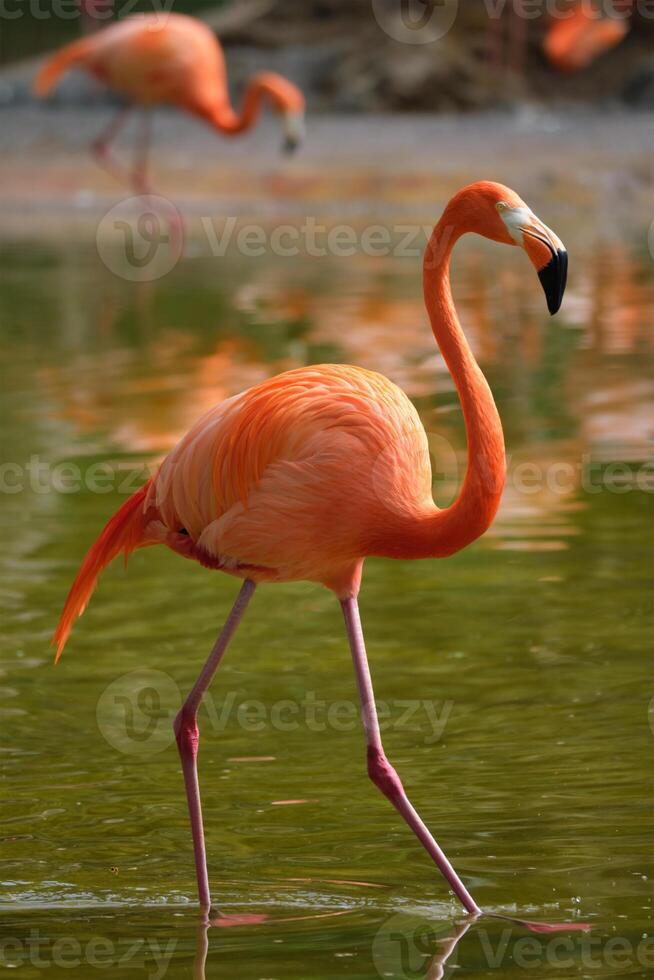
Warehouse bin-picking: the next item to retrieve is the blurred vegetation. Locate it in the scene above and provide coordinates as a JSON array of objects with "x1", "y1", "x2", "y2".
[
  {"x1": 3, "y1": 0, "x2": 654, "y2": 109},
  {"x1": 0, "y1": 0, "x2": 225, "y2": 65}
]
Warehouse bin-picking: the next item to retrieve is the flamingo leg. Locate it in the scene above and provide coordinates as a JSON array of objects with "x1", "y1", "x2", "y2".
[
  {"x1": 90, "y1": 106, "x2": 133, "y2": 188},
  {"x1": 128, "y1": 109, "x2": 186, "y2": 253},
  {"x1": 174, "y1": 579, "x2": 257, "y2": 911},
  {"x1": 132, "y1": 110, "x2": 152, "y2": 195},
  {"x1": 508, "y1": 7, "x2": 527, "y2": 79},
  {"x1": 341, "y1": 596, "x2": 481, "y2": 916},
  {"x1": 486, "y1": 7, "x2": 504, "y2": 76}
]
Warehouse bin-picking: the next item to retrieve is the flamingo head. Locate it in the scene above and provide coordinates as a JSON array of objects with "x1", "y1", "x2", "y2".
[
  {"x1": 255, "y1": 72, "x2": 306, "y2": 154},
  {"x1": 448, "y1": 181, "x2": 568, "y2": 315}
]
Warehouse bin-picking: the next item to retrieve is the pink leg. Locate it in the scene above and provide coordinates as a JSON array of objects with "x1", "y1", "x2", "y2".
[
  {"x1": 174, "y1": 579, "x2": 256, "y2": 910},
  {"x1": 91, "y1": 106, "x2": 133, "y2": 188},
  {"x1": 132, "y1": 110, "x2": 152, "y2": 195},
  {"x1": 341, "y1": 596, "x2": 481, "y2": 915},
  {"x1": 508, "y1": 7, "x2": 527, "y2": 79},
  {"x1": 486, "y1": 8, "x2": 504, "y2": 74},
  {"x1": 129, "y1": 110, "x2": 186, "y2": 252}
]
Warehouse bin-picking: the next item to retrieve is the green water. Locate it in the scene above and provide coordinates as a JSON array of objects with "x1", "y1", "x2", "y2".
[{"x1": 0, "y1": 217, "x2": 652, "y2": 978}]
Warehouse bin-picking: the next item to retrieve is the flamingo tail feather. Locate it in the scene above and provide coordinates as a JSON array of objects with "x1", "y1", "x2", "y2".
[{"x1": 53, "y1": 480, "x2": 154, "y2": 663}]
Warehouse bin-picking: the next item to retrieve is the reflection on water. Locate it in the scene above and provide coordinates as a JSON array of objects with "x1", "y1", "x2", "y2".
[{"x1": 0, "y1": 216, "x2": 652, "y2": 978}]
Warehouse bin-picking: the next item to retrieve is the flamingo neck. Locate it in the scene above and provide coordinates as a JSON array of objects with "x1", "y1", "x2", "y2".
[
  {"x1": 201, "y1": 77, "x2": 273, "y2": 135},
  {"x1": 383, "y1": 217, "x2": 506, "y2": 560}
]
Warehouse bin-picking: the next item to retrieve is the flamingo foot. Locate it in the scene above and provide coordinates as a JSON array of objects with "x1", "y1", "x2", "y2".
[
  {"x1": 487, "y1": 912, "x2": 591, "y2": 934},
  {"x1": 210, "y1": 912, "x2": 270, "y2": 928}
]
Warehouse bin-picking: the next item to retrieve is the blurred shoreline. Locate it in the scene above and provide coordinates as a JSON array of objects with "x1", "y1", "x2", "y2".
[{"x1": 2, "y1": 105, "x2": 654, "y2": 238}]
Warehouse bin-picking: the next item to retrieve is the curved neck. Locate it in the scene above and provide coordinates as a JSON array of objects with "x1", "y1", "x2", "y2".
[
  {"x1": 201, "y1": 77, "x2": 271, "y2": 135},
  {"x1": 381, "y1": 218, "x2": 506, "y2": 560}
]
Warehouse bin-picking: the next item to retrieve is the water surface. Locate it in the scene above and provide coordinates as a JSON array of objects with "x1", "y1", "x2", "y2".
[{"x1": 1, "y1": 202, "x2": 652, "y2": 977}]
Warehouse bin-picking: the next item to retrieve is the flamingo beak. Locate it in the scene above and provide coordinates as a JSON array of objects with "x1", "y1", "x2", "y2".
[
  {"x1": 538, "y1": 245, "x2": 568, "y2": 316},
  {"x1": 283, "y1": 135, "x2": 300, "y2": 155},
  {"x1": 282, "y1": 110, "x2": 305, "y2": 155},
  {"x1": 522, "y1": 215, "x2": 568, "y2": 316},
  {"x1": 501, "y1": 207, "x2": 568, "y2": 315}
]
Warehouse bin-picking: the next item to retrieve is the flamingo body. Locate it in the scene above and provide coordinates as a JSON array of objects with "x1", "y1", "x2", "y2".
[
  {"x1": 35, "y1": 15, "x2": 229, "y2": 111},
  {"x1": 52, "y1": 363, "x2": 435, "y2": 658},
  {"x1": 85, "y1": 15, "x2": 223, "y2": 110},
  {"x1": 35, "y1": 13, "x2": 303, "y2": 123},
  {"x1": 149, "y1": 364, "x2": 432, "y2": 590}
]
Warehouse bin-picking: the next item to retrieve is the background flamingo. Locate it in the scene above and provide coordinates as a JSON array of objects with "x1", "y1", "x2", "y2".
[
  {"x1": 543, "y1": 1, "x2": 632, "y2": 72},
  {"x1": 53, "y1": 182, "x2": 576, "y2": 928},
  {"x1": 486, "y1": 1, "x2": 633, "y2": 84},
  {"x1": 33, "y1": 12, "x2": 305, "y2": 195}
]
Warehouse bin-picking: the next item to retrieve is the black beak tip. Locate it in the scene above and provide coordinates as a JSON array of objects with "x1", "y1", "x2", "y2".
[
  {"x1": 282, "y1": 135, "x2": 299, "y2": 156},
  {"x1": 538, "y1": 248, "x2": 568, "y2": 316}
]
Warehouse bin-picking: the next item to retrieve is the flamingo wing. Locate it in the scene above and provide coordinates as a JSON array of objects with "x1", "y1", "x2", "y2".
[{"x1": 148, "y1": 365, "x2": 433, "y2": 584}]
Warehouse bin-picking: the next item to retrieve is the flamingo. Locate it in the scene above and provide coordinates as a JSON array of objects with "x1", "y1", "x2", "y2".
[
  {"x1": 53, "y1": 182, "x2": 576, "y2": 927},
  {"x1": 33, "y1": 12, "x2": 305, "y2": 195},
  {"x1": 543, "y1": 1, "x2": 632, "y2": 72}
]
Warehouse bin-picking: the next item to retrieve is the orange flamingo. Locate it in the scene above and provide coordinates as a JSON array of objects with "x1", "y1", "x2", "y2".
[
  {"x1": 53, "y1": 182, "x2": 577, "y2": 928},
  {"x1": 33, "y1": 12, "x2": 305, "y2": 194},
  {"x1": 543, "y1": 1, "x2": 632, "y2": 72}
]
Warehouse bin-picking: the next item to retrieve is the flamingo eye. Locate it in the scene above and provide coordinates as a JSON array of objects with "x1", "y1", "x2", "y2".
[{"x1": 496, "y1": 201, "x2": 509, "y2": 213}]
